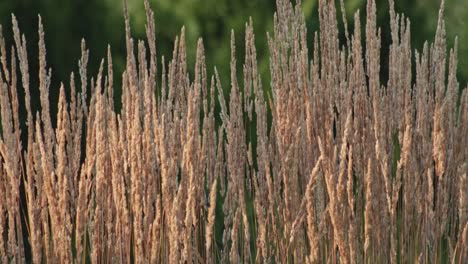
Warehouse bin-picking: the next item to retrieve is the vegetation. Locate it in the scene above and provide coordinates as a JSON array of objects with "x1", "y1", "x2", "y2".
[{"x1": 0, "y1": 0, "x2": 467, "y2": 263}]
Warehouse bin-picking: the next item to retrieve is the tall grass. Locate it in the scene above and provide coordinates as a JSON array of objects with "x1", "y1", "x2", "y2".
[{"x1": 0, "y1": 0, "x2": 467, "y2": 263}]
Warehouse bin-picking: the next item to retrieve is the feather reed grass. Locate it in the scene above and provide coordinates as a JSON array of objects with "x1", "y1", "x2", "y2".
[{"x1": 0, "y1": 0, "x2": 466, "y2": 263}]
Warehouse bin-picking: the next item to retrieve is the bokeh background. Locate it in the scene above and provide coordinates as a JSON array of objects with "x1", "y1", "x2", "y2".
[{"x1": 0, "y1": 0, "x2": 467, "y2": 115}]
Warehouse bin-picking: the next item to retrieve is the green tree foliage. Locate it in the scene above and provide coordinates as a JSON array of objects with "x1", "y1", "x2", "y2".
[
  {"x1": 0, "y1": 0, "x2": 114, "y2": 124},
  {"x1": 0, "y1": 0, "x2": 466, "y2": 110}
]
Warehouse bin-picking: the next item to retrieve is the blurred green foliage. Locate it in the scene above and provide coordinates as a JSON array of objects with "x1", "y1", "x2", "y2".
[{"x1": 0, "y1": 0, "x2": 466, "y2": 113}]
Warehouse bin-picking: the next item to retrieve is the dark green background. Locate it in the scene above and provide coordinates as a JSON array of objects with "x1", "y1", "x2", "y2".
[{"x1": 0, "y1": 0, "x2": 466, "y2": 114}]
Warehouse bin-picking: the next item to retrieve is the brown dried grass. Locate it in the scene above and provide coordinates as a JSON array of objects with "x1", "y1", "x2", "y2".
[{"x1": 0, "y1": 0, "x2": 466, "y2": 263}]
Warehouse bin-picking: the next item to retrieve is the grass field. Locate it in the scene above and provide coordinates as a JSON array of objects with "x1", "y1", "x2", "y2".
[{"x1": 0, "y1": 0, "x2": 467, "y2": 263}]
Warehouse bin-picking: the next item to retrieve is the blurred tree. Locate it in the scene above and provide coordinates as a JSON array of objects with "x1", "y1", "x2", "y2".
[
  {"x1": 124, "y1": 0, "x2": 275, "y2": 96},
  {"x1": 0, "y1": 0, "x2": 466, "y2": 114},
  {"x1": 0, "y1": 0, "x2": 116, "y2": 124}
]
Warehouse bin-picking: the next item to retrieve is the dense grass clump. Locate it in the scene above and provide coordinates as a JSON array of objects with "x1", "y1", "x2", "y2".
[{"x1": 0, "y1": 0, "x2": 467, "y2": 263}]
